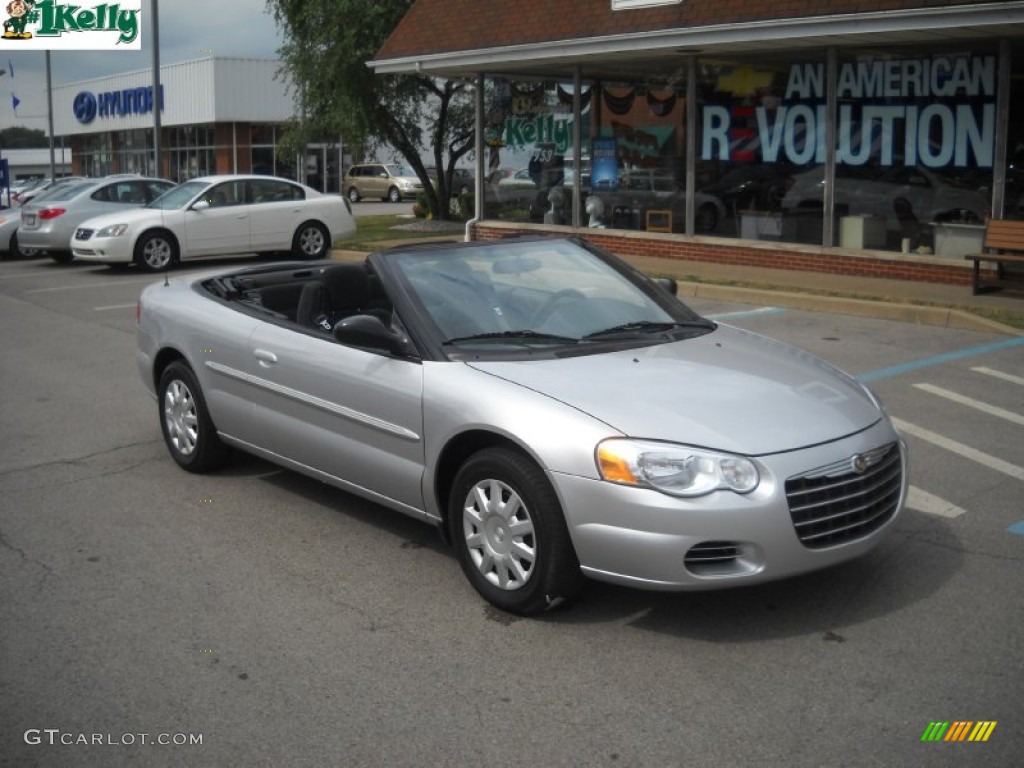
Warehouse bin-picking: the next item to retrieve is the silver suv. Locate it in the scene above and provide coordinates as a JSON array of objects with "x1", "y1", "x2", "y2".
[{"x1": 345, "y1": 163, "x2": 423, "y2": 203}]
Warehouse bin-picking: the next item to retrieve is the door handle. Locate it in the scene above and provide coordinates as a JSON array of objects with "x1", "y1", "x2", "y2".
[{"x1": 253, "y1": 348, "x2": 277, "y2": 366}]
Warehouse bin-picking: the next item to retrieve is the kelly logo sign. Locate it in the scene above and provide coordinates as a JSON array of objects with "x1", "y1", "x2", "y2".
[{"x1": 1, "y1": 1, "x2": 141, "y2": 49}]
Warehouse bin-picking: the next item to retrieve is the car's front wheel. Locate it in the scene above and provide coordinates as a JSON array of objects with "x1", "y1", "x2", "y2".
[
  {"x1": 388, "y1": 186, "x2": 402, "y2": 203},
  {"x1": 347, "y1": 187, "x2": 361, "y2": 203},
  {"x1": 292, "y1": 221, "x2": 330, "y2": 260},
  {"x1": 157, "y1": 361, "x2": 230, "y2": 473},
  {"x1": 135, "y1": 231, "x2": 178, "y2": 271},
  {"x1": 448, "y1": 447, "x2": 582, "y2": 615}
]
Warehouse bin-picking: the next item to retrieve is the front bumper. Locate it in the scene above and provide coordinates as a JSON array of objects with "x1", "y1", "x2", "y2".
[
  {"x1": 552, "y1": 420, "x2": 906, "y2": 590},
  {"x1": 71, "y1": 237, "x2": 134, "y2": 264}
]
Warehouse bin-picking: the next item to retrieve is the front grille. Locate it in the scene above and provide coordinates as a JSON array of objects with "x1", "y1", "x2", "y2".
[
  {"x1": 786, "y1": 443, "x2": 902, "y2": 549},
  {"x1": 75, "y1": 228, "x2": 94, "y2": 241}
]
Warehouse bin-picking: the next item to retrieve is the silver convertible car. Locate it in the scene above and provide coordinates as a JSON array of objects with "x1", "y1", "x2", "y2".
[{"x1": 137, "y1": 237, "x2": 906, "y2": 614}]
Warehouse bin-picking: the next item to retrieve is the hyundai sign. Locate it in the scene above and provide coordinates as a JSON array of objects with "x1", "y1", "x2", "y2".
[{"x1": 73, "y1": 85, "x2": 163, "y2": 124}]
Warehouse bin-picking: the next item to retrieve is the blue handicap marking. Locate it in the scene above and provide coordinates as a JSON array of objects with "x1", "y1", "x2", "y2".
[{"x1": 1008, "y1": 522, "x2": 1024, "y2": 536}]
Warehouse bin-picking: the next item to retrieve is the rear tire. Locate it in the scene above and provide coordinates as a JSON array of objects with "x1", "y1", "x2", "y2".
[
  {"x1": 10, "y1": 232, "x2": 39, "y2": 259},
  {"x1": 157, "y1": 361, "x2": 230, "y2": 473},
  {"x1": 696, "y1": 203, "x2": 719, "y2": 233},
  {"x1": 448, "y1": 447, "x2": 583, "y2": 615}
]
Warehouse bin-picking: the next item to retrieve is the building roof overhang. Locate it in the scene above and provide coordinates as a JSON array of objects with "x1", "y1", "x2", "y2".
[{"x1": 370, "y1": 2, "x2": 1024, "y2": 79}]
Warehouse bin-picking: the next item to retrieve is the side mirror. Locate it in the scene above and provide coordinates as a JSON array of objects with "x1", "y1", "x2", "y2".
[
  {"x1": 654, "y1": 277, "x2": 678, "y2": 296},
  {"x1": 333, "y1": 314, "x2": 411, "y2": 355},
  {"x1": 191, "y1": 199, "x2": 210, "y2": 211}
]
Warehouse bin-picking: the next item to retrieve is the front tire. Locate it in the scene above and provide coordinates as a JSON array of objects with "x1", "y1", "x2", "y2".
[
  {"x1": 448, "y1": 447, "x2": 582, "y2": 615},
  {"x1": 157, "y1": 361, "x2": 230, "y2": 473},
  {"x1": 347, "y1": 187, "x2": 361, "y2": 203},
  {"x1": 135, "y1": 231, "x2": 178, "y2": 271},
  {"x1": 388, "y1": 186, "x2": 402, "y2": 203},
  {"x1": 292, "y1": 221, "x2": 330, "y2": 260}
]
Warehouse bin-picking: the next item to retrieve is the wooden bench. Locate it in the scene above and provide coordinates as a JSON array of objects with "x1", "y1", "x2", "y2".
[{"x1": 965, "y1": 219, "x2": 1024, "y2": 295}]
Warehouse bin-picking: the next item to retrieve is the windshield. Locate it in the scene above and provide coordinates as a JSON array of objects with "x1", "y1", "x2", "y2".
[
  {"x1": 147, "y1": 180, "x2": 208, "y2": 210},
  {"x1": 387, "y1": 239, "x2": 712, "y2": 354}
]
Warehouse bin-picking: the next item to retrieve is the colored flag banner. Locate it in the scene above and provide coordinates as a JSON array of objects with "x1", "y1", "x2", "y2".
[
  {"x1": 1, "y1": 1, "x2": 141, "y2": 50},
  {"x1": 921, "y1": 721, "x2": 997, "y2": 742}
]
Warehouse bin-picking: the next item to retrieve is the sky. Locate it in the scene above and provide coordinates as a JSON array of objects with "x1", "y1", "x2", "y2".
[{"x1": 0, "y1": 0, "x2": 284, "y2": 132}]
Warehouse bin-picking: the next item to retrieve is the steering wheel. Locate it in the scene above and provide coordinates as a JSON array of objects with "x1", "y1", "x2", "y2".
[{"x1": 530, "y1": 288, "x2": 587, "y2": 326}]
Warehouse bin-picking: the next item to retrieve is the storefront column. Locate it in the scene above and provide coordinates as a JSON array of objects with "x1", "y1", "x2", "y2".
[
  {"x1": 993, "y1": 39, "x2": 1011, "y2": 218},
  {"x1": 685, "y1": 56, "x2": 696, "y2": 237},
  {"x1": 572, "y1": 66, "x2": 582, "y2": 229},
  {"x1": 823, "y1": 47, "x2": 838, "y2": 247}
]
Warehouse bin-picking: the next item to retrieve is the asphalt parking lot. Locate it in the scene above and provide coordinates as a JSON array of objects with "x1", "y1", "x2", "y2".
[{"x1": 1, "y1": 255, "x2": 1021, "y2": 767}]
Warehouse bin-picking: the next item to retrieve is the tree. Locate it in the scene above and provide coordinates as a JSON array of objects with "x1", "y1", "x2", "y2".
[
  {"x1": 266, "y1": 0, "x2": 475, "y2": 219},
  {"x1": 0, "y1": 127, "x2": 48, "y2": 149}
]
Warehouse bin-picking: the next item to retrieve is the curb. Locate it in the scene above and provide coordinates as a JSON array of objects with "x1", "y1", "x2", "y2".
[{"x1": 678, "y1": 282, "x2": 1023, "y2": 336}]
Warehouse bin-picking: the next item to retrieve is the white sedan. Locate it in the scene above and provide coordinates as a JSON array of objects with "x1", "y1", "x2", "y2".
[{"x1": 71, "y1": 175, "x2": 356, "y2": 270}]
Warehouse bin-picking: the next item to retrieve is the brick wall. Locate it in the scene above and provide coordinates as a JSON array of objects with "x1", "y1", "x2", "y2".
[{"x1": 470, "y1": 221, "x2": 978, "y2": 285}]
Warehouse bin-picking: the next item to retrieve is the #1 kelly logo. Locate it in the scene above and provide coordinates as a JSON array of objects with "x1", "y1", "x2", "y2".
[{"x1": 2, "y1": 0, "x2": 141, "y2": 50}]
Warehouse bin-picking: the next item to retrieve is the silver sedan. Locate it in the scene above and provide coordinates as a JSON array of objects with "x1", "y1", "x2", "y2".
[{"x1": 136, "y1": 237, "x2": 906, "y2": 614}]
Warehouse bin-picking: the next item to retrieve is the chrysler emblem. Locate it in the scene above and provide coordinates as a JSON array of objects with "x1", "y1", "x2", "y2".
[{"x1": 851, "y1": 454, "x2": 869, "y2": 473}]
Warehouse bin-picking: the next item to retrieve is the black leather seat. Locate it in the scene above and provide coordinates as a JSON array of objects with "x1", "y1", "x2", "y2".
[{"x1": 295, "y1": 262, "x2": 373, "y2": 332}]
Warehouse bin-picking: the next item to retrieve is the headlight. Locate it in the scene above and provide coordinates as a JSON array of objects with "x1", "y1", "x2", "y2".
[
  {"x1": 96, "y1": 223, "x2": 129, "y2": 237},
  {"x1": 597, "y1": 439, "x2": 759, "y2": 497}
]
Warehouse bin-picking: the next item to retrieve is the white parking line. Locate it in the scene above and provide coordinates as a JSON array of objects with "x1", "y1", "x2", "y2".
[
  {"x1": 972, "y1": 367, "x2": 1024, "y2": 387},
  {"x1": 25, "y1": 278, "x2": 153, "y2": 294},
  {"x1": 94, "y1": 303, "x2": 137, "y2": 311},
  {"x1": 893, "y1": 418, "x2": 1024, "y2": 481},
  {"x1": 0, "y1": 270, "x2": 65, "y2": 281},
  {"x1": 913, "y1": 383, "x2": 1024, "y2": 427},
  {"x1": 907, "y1": 485, "x2": 967, "y2": 518}
]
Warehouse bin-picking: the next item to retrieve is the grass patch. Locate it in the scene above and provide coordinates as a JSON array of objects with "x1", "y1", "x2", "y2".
[{"x1": 333, "y1": 215, "x2": 457, "y2": 251}]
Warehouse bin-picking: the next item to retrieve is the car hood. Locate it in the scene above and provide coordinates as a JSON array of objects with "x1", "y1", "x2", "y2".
[
  {"x1": 466, "y1": 325, "x2": 880, "y2": 456},
  {"x1": 76, "y1": 207, "x2": 161, "y2": 230}
]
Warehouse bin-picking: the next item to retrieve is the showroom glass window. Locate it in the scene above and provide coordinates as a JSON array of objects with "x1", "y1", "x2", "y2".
[
  {"x1": 251, "y1": 125, "x2": 276, "y2": 177},
  {"x1": 581, "y1": 71, "x2": 689, "y2": 233},
  {"x1": 78, "y1": 133, "x2": 113, "y2": 177},
  {"x1": 696, "y1": 53, "x2": 825, "y2": 244},
  {"x1": 833, "y1": 46, "x2": 997, "y2": 255},
  {"x1": 119, "y1": 129, "x2": 154, "y2": 176},
  {"x1": 168, "y1": 125, "x2": 216, "y2": 182},
  {"x1": 482, "y1": 78, "x2": 583, "y2": 223}
]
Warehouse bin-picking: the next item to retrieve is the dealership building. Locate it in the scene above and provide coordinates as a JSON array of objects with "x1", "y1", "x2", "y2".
[
  {"x1": 372, "y1": 0, "x2": 1024, "y2": 284},
  {"x1": 51, "y1": 57, "x2": 347, "y2": 193}
]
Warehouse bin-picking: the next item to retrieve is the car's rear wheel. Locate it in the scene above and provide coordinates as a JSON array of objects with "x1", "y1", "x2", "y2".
[
  {"x1": 50, "y1": 251, "x2": 73, "y2": 264},
  {"x1": 135, "y1": 231, "x2": 178, "y2": 271},
  {"x1": 292, "y1": 221, "x2": 330, "y2": 259},
  {"x1": 10, "y1": 232, "x2": 38, "y2": 259},
  {"x1": 157, "y1": 361, "x2": 230, "y2": 473},
  {"x1": 347, "y1": 187, "x2": 361, "y2": 203},
  {"x1": 388, "y1": 186, "x2": 402, "y2": 203},
  {"x1": 448, "y1": 447, "x2": 582, "y2": 615},
  {"x1": 696, "y1": 203, "x2": 719, "y2": 233}
]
